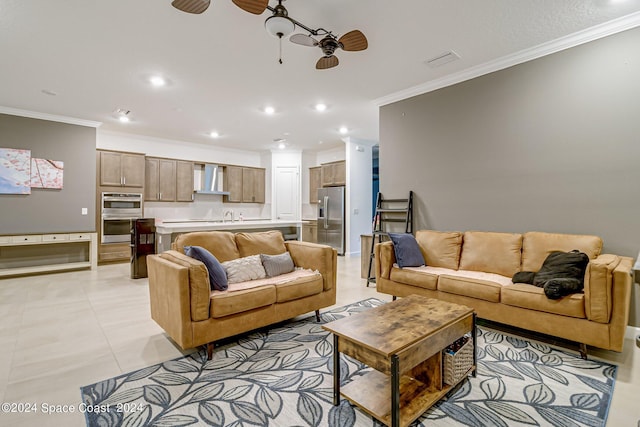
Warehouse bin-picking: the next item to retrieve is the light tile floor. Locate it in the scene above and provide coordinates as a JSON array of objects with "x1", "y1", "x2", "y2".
[{"x1": 0, "y1": 255, "x2": 638, "y2": 426}]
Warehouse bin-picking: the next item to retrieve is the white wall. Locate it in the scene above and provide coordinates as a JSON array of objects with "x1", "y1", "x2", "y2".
[{"x1": 345, "y1": 138, "x2": 375, "y2": 255}]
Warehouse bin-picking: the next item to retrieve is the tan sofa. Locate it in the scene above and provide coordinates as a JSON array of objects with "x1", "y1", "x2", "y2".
[
  {"x1": 147, "y1": 230, "x2": 337, "y2": 359},
  {"x1": 375, "y1": 230, "x2": 633, "y2": 356}
]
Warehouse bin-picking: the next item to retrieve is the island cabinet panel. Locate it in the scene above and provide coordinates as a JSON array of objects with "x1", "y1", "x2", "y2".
[{"x1": 99, "y1": 150, "x2": 145, "y2": 188}]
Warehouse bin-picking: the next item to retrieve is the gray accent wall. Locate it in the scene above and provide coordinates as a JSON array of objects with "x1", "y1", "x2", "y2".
[
  {"x1": 380, "y1": 27, "x2": 640, "y2": 326},
  {"x1": 380, "y1": 27, "x2": 640, "y2": 257},
  {"x1": 0, "y1": 114, "x2": 96, "y2": 234}
]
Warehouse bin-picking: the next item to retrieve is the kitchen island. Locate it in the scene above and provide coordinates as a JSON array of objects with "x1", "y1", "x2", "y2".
[{"x1": 155, "y1": 219, "x2": 302, "y2": 252}]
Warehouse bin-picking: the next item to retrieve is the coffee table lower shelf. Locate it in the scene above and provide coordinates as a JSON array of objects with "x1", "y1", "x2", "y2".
[{"x1": 341, "y1": 366, "x2": 475, "y2": 427}]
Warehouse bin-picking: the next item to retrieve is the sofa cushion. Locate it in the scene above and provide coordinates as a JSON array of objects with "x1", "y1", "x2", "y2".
[
  {"x1": 184, "y1": 245, "x2": 228, "y2": 291},
  {"x1": 159, "y1": 250, "x2": 211, "y2": 322},
  {"x1": 459, "y1": 231, "x2": 523, "y2": 277},
  {"x1": 222, "y1": 255, "x2": 267, "y2": 284},
  {"x1": 388, "y1": 233, "x2": 425, "y2": 267},
  {"x1": 502, "y1": 284, "x2": 586, "y2": 319},
  {"x1": 236, "y1": 230, "x2": 287, "y2": 257},
  {"x1": 415, "y1": 230, "x2": 462, "y2": 270},
  {"x1": 173, "y1": 231, "x2": 239, "y2": 262},
  {"x1": 274, "y1": 273, "x2": 323, "y2": 303},
  {"x1": 210, "y1": 285, "x2": 276, "y2": 318},
  {"x1": 437, "y1": 270, "x2": 509, "y2": 302},
  {"x1": 261, "y1": 252, "x2": 295, "y2": 277},
  {"x1": 389, "y1": 266, "x2": 442, "y2": 290},
  {"x1": 521, "y1": 231, "x2": 602, "y2": 272}
]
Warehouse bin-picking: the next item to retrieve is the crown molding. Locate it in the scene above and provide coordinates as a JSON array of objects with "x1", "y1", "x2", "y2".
[
  {"x1": 374, "y1": 11, "x2": 640, "y2": 107},
  {"x1": 0, "y1": 106, "x2": 102, "y2": 128}
]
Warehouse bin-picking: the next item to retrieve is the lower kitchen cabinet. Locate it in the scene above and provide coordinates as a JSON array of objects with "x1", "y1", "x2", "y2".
[{"x1": 301, "y1": 221, "x2": 317, "y2": 243}]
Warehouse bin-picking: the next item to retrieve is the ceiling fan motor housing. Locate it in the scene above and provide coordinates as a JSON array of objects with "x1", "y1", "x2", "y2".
[{"x1": 320, "y1": 36, "x2": 339, "y2": 56}]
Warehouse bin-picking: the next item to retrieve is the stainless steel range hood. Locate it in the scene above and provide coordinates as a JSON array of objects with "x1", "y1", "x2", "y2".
[{"x1": 195, "y1": 164, "x2": 230, "y2": 195}]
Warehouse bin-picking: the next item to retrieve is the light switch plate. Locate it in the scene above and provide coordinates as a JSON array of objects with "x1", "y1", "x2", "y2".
[{"x1": 81, "y1": 208, "x2": 88, "y2": 215}]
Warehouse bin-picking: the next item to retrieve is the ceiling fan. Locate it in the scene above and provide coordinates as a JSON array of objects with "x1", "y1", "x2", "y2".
[{"x1": 170, "y1": 0, "x2": 368, "y2": 70}]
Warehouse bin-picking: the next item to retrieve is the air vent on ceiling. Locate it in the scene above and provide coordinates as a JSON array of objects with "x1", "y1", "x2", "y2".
[{"x1": 424, "y1": 50, "x2": 460, "y2": 68}]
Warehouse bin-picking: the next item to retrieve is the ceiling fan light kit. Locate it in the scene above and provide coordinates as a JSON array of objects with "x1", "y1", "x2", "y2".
[
  {"x1": 171, "y1": 0, "x2": 368, "y2": 69},
  {"x1": 264, "y1": 3, "x2": 295, "y2": 38}
]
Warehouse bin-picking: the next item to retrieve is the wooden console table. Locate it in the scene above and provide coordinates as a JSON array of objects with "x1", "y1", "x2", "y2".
[
  {"x1": 323, "y1": 295, "x2": 476, "y2": 427},
  {"x1": 0, "y1": 232, "x2": 98, "y2": 277}
]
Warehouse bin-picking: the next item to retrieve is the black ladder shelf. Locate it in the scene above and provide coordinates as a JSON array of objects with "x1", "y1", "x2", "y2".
[{"x1": 366, "y1": 191, "x2": 413, "y2": 286}]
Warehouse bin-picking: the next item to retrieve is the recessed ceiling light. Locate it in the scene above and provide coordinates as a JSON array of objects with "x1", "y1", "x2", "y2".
[
  {"x1": 210, "y1": 131, "x2": 220, "y2": 138},
  {"x1": 339, "y1": 126, "x2": 349, "y2": 135},
  {"x1": 315, "y1": 103, "x2": 327, "y2": 112},
  {"x1": 114, "y1": 108, "x2": 131, "y2": 123},
  {"x1": 264, "y1": 106, "x2": 275, "y2": 115},
  {"x1": 149, "y1": 75, "x2": 167, "y2": 87}
]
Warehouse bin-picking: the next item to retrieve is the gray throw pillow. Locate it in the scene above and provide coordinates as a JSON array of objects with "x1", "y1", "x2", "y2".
[
  {"x1": 388, "y1": 233, "x2": 426, "y2": 268},
  {"x1": 261, "y1": 252, "x2": 295, "y2": 277},
  {"x1": 184, "y1": 245, "x2": 228, "y2": 291}
]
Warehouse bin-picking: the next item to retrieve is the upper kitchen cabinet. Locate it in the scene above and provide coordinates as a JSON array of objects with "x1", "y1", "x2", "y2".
[
  {"x1": 145, "y1": 157, "x2": 176, "y2": 202},
  {"x1": 321, "y1": 160, "x2": 346, "y2": 187},
  {"x1": 99, "y1": 150, "x2": 145, "y2": 188},
  {"x1": 145, "y1": 157, "x2": 194, "y2": 202},
  {"x1": 176, "y1": 160, "x2": 195, "y2": 202},
  {"x1": 309, "y1": 166, "x2": 321, "y2": 203},
  {"x1": 242, "y1": 167, "x2": 265, "y2": 203},
  {"x1": 223, "y1": 166, "x2": 265, "y2": 203}
]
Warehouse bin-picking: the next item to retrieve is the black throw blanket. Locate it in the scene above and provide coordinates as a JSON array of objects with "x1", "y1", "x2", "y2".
[{"x1": 512, "y1": 250, "x2": 590, "y2": 299}]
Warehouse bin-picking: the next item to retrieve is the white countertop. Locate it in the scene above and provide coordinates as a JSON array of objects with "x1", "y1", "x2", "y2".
[{"x1": 155, "y1": 219, "x2": 302, "y2": 234}]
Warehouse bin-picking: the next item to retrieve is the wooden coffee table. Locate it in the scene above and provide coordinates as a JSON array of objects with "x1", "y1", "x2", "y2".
[{"x1": 323, "y1": 294, "x2": 476, "y2": 427}]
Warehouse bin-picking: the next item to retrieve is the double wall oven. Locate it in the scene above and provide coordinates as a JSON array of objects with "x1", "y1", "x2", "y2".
[{"x1": 101, "y1": 192, "x2": 143, "y2": 243}]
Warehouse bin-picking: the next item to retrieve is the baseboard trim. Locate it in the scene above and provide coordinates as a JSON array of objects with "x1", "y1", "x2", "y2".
[{"x1": 626, "y1": 325, "x2": 640, "y2": 340}]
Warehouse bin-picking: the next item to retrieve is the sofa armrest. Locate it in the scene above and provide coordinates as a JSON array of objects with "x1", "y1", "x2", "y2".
[
  {"x1": 285, "y1": 241, "x2": 337, "y2": 292},
  {"x1": 375, "y1": 241, "x2": 396, "y2": 280},
  {"x1": 584, "y1": 254, "x2": 633, "y2": 327},
  {"x1": 147, "y1": 254, "x2": 194, "y2": 349},
  {"x1": 609, "y1": 256, "x2": 633, "y2": 351}
]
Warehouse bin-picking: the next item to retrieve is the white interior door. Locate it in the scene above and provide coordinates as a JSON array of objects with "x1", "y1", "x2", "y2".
[{"x1": 275, "y1": 166, "x2": 299, "y2": 220}]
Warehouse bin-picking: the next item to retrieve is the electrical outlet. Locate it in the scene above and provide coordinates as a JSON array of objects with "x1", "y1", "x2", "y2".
[{"x1": 81, "y1": 208, "x2": 88, "y2": 215}]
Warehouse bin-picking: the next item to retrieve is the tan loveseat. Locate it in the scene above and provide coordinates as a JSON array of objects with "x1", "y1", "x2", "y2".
[
  {"x1": 375, "y1": 230, "x2": 633, "y2": 356},
  {"x1": 147, "y1": 230, "x2": 337, "y2": 359}
]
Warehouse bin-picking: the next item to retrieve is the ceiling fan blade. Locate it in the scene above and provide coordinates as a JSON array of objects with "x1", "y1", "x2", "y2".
[
  {"x1": 232, "y1": 0, "x2": 269, "y2": 15},
  {"x1": 316, "y1": 55, "x2": 339, "y2": 70},
  {"x1": 290, "y1": 34, "x2": 318, "y2": 47},
  {"x1": 338, "y1": 30, "x2": 368, "y2": 51},
  {"x1": 171, "y1": 0, "x2": 211, "y2": 14}
]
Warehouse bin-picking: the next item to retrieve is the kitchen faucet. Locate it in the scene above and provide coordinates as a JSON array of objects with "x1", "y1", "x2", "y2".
[{"x1": 223, "y1": 209, "x2": 234, "y2": 222}]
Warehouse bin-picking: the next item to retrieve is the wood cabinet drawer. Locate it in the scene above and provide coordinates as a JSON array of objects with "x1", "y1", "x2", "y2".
[
  {"x1": 42, "y1": 234, "x2": 70, "y2": 242},
  {"x1": 11, "y1": 235, "x2": 42, "y2": 244},
  {"x1": 69, "y1": 233, "x2": 91, "y2": 241}
]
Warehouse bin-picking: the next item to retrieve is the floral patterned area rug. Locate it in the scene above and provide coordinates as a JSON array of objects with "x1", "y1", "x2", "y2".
[{"x1": 80, "y1": 298, "x2": 616, "y2": 427}]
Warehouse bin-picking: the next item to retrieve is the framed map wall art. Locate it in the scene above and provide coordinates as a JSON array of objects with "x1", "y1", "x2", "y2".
[{"x1": 0, "y1": 148, "x2": 31, "y2": 194}]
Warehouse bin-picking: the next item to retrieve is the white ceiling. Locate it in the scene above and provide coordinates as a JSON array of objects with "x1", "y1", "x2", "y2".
[{"x1": 2, "y1": 0, "x2": 640, "y2": 152}]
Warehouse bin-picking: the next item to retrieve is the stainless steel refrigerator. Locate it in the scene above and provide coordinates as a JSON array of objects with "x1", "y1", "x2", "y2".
[{"x1": 317, "y1": 186, "x2": 345, "y2": 255}]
